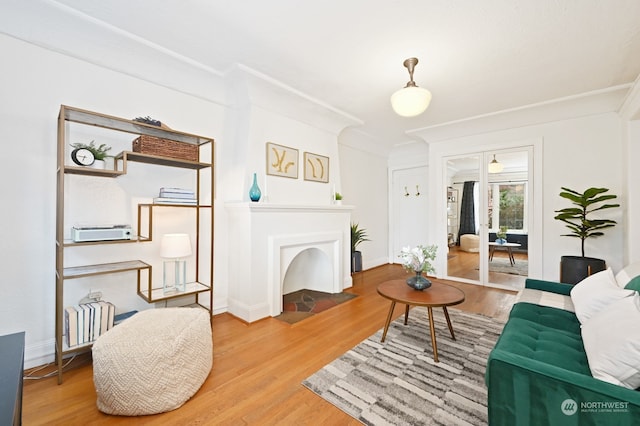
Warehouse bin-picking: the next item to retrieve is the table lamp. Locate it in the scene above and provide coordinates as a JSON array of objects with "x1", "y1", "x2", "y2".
[{"x1": 160, "y1": 233, "x2": 192, "y2": 294}]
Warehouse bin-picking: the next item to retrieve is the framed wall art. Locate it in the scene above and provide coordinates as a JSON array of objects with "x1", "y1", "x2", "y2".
[
  {"x1": 266, "y1": 142, "x2": 298, "y2": 179},
  {"x1": 303, "y1": 152, "x2": 329, "y2": 183}
]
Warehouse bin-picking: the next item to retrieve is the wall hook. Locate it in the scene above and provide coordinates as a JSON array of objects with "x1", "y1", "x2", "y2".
[
  {"x1": 415, "y1": 185, "x2": 421, "y2": 196},
  {"x1": 404, "y1": 186, "x2": 410, "y2": 197}
]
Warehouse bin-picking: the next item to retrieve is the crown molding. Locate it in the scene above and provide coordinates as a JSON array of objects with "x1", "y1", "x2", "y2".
[
  {"x1": 224, "y1": 64, "x2": 363, "y2": 135},
  {"x1": 0, "y1": 0, "x2": 226, "y2": 104},
  {"x1": 408, "y1": 84, "x2": 632, "y2": 143}
]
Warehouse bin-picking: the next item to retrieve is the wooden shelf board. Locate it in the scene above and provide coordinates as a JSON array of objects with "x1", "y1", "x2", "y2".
[
  {"x1": 139, "y1": 203, "x2": 212, "y2": 209},
  {"x1": 118, "y1": 151, "x2": 211, "y2": 170},
  {"x1": 63, "y1": 166, "x2": 124, "y2": 178},
  {"x1": 138, "y1": 282, "x2": 210, "y2": 303},
  {"x1": 63, "y1": 260, "x2": 151, "y2": 279},
  {"x1": 62, "y1": 105, "x2": 213, "y2": 146},
  {"x1": 62, "y1": 236, "x2": 149, "y2": 247}
]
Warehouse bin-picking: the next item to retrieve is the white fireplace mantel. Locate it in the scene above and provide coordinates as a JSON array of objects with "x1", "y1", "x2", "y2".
[{"x1": 225, "y1": 202, "x2": 354, "y2": 322}]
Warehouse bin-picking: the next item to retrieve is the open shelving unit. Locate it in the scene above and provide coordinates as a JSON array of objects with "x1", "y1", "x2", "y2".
[
  {"x1": 55, "y1": 105, "x2": 214, "y2": 384},
  {"x1": 447, "y1": 187, "x2": 458, "y2": 246}
]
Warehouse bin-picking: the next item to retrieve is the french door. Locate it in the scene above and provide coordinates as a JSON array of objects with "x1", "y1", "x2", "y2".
[{"x1": 445, "y1": 147, "x2": 532, "y2": 290}]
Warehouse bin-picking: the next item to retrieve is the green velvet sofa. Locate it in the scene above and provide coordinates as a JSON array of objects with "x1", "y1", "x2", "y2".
[{"x1": 486, "y1": 278, "x2": 640, "y2": 425}]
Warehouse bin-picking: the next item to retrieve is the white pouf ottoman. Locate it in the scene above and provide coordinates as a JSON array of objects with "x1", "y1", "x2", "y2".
[
  {"x1": 92, "y1": 307, "x2": 212, "y2": 416},
  {"x1": 460, "y1": 234, "x2": 480, "y2": 252}
]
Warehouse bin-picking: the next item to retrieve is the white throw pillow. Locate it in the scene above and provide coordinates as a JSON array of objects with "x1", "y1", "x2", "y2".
[
  {"x1": 570, "y1": 267, "x2": 634, "y2": 324},
  {"x1": 615, "y1": 260, "x2": 640, "y2": 288},
  {"x1": 581, "y1": 293, "x2": 640, "y2": 389}
]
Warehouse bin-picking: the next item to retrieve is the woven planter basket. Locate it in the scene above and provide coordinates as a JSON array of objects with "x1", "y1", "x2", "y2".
[{"x1": 132, "y1": 135, "x2": 198, "y2": 162}]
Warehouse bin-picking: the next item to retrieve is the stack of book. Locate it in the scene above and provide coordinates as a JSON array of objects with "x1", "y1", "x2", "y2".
[
  {"x1": 153, "y1": 187, "x2": 197, "y2": 205},
  {"x1": 64, "y1": 301, "x2": 115, "y2": 348}
]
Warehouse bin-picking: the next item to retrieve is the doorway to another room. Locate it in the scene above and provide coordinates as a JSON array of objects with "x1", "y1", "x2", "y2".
[{"x1": 445, "y1": 149, "x2": 532, "y2": 291}]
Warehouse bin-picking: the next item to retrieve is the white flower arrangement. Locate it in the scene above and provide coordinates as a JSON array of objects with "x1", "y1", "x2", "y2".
[{"x1": 399, "y1": 244, "x2": 438, "y2": 274}]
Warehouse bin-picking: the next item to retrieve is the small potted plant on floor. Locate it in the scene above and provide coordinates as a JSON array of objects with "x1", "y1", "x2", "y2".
[
  {"x1": 351, "y1": 223, "x2": 370, "y2": 273},
  {"x1": 554, "y1": 186, "x2": 619, "y2": 284}
]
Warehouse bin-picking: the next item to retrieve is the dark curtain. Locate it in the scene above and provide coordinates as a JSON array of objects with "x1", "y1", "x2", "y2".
[{"x1": 458, "y1": 181, "x2": 476, "y2": 239}]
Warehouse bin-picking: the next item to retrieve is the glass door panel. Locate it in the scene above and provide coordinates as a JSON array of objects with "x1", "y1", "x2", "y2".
[
  {"x1": 445, "y1": 155, "x2": 480, "y2": 283},
  {"x1": 485, "y1": 149, "x2": 529, "y2": 290},
  {"x1": 445, "y1": 148, "x2": 530, "y2": 291}
]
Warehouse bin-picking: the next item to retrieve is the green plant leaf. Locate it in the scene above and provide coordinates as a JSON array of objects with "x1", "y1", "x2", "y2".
[
  {"x1": 351, "y1": 223, "x2": 370, "y2": 252},
  {"x1": 555, "y1": 186, "x2": 619, "y2": 257}
]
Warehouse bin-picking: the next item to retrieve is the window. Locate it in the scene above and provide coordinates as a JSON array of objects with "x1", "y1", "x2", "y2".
[{"x1": 488, "y1": 183, "x2": 526, "y2": 231}]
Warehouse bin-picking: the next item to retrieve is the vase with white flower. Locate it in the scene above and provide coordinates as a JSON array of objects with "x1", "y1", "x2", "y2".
[{"x1": 398, "y1": 244, "x2": 437, "y2": 290}]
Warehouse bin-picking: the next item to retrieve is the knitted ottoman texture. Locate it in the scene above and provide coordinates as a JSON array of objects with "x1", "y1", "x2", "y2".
[
  {"x1": 460, "y1": 234, "x2": 480, "y2": 252},
  {"x1": 92, "y1": 307, "x2": 212, "y2": 416}
]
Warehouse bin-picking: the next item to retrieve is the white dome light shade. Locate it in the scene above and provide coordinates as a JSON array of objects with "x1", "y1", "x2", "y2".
[
  {"x1": 488, "y1": 155, "x2": 504, "y2": 173},
  {"x1": 390, "y1": 57, "x2": 432, "y2": 117},
  {"x1": 391, "y1": 86, "x2": 432, "y2": 117}
]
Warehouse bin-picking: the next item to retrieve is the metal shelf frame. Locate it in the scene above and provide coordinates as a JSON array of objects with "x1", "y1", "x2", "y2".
[{"x1": 55, "y1": 105, "x2": 214, "y2": 384}]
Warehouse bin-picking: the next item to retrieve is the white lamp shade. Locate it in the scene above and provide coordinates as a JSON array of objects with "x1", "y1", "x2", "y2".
[
  {"x1": 160, "y1": 233, "x2": 192, "y2": 258},
  {"x1": 390, "y1": 86, "x2": 432, "y2": 117},
  {"x1": 488, "y1": 159, "x2": 504, "y2": 174}
]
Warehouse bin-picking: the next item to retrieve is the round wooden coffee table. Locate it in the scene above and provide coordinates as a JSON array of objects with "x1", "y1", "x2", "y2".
[{"x1": 377, "y1": 279, "x2": 465, "y2": 362}]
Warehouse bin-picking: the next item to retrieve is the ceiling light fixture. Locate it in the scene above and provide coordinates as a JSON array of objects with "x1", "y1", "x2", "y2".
[
  {"x1": 488, "y1": 154, "x2": 504, "y2": 174},
  {"x1": 390, "y1": 57, "x2": 432, "y2": 117}
]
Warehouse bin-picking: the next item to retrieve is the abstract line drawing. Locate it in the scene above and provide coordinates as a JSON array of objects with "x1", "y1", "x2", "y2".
[
  {"x1": 303, "y1": 152, "x2": 329, "y2": 183},
  {"x1": 266, "y1": 142, "x2": 298, "y2": 179}
]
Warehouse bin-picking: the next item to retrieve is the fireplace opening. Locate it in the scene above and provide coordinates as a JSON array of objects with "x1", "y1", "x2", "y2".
[
  {"x1": 268, "y1": 230, "x2": 345, "y2": 317},
  {"x1": 282, "y1": 248, "x2": 332, "y2": 295}
]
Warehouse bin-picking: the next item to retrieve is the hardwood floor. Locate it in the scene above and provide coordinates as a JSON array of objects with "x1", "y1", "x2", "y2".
[
  {"x1": 23, "y1": 264, "x2": 517, "y2": 425},
  {"x1": 447, "y1": 246, "x2": 528, "y2": 290}
]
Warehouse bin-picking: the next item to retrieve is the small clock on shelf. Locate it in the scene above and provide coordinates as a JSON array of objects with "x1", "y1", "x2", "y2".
[
  {"x1": 69, "y1": 141, "x2": 111, "y2": 167},
  {"x1": 71, "y1": 148, "x2": 95, "y2": 166}
]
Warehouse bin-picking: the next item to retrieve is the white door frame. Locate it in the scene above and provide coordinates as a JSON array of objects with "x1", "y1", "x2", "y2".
[{"x1": 427, "y1": 138, "x2": 543, "y2": 284}]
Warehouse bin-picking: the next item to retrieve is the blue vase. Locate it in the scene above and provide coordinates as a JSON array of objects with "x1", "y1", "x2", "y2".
[
  {"x1": 249, "y1": 173, "x2": 261, "y2": 202},
  {"x1": 406, "y1": 271, "x2": 432, "y2": 291},
  {"x1": 496, "y1": 238, "x2": 507, "y2": 244}
]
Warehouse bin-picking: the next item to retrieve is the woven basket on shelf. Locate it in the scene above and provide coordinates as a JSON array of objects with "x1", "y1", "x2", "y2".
[{"x1": 132, "y1": 135, "x2": 199, "y2": 162}]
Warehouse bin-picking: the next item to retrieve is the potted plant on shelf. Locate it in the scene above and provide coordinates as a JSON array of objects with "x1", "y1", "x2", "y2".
[
  {"x1": 70, "y1": 140, "x2": 112, "y2": 169},
  {"x1": 351, "y1": 223, "x2": 370, "y2": 273},
  {"x1": 334, "y1": 192, "x2": 343, "y2": 205},
  {"x1": 554, "y1": 186, "x2": 619, "y2": 284}
]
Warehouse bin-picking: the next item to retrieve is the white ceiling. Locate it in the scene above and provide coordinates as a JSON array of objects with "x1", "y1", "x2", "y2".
[{"x1": 10, "y1": 0, "x2": 640, "y2": 148}]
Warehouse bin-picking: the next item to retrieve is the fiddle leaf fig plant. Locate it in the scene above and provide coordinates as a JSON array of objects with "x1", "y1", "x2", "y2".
[{"x1": 554, "y1": 187, "x2": 619, "y2": 257}]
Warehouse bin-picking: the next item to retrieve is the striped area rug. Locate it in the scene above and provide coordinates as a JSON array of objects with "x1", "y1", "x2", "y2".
[{"x1": 302, "y1": 307, "x2": 506, "y2": 425}]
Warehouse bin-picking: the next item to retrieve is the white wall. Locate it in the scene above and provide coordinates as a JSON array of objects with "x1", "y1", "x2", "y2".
[
  {"x1": 625, "y1": 119, "x2": 640, "y2": 263},
  {"x1": 338, "y1": 130, "x2": 389, "y2": 269}
]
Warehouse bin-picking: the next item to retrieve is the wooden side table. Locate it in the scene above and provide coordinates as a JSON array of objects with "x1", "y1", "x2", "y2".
[
  {"x1": 488, "y1": 242, "x2": 521, "y2": 265},
  {"x1": 377, "y1": 279, "x2": 465, "y2": 362}
]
